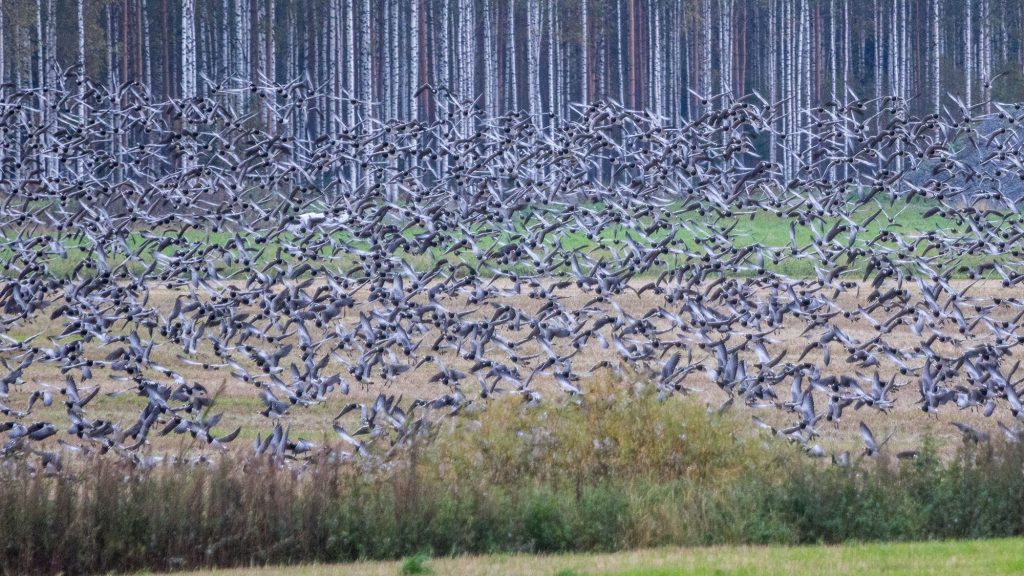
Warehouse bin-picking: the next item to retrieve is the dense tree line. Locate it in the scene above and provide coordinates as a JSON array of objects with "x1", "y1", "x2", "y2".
[{"x1": 1, "y1": 0, "x2": 1022, "y2": 127}]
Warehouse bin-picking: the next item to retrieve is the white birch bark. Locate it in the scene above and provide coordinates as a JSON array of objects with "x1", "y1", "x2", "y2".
[
  {"x1": 461, "y1": 0, "x2": 474, "y2": 118},
  {"x1": 581, "y1": 0, "x2": 588, "y2": 103},
  {"x1": 526, "y1": 0, "x2": 541, "y2": 117},
  {"x1": 345, "y1": 0, "x2": 354, "y2": 124},
  {"x1": 981, "y1": 0, "x2": 991, "y2": 111},
  {"x1": 78, "y1": 0, "x2": 86, "y2": 104},
  {"x1": 843, "y1": 0, "x2": 850, "y2": 180},
  {"x1": 900, "y1": 0, "x2": 907, "y2": 106},
  {"x1": 439, "y1": 0, "x2": 450, "y2": 97},
  {"x1": 382, "y1": 1, "x2": 392, "y2": 118},
  {"x1": 141, "y1": 0, "x2": 152, "y2": 90},
  {"x1": 702, "y1": 0, "x2": 711, "y2": 113},
  {"x1": 830, "y1": 0, "x2": 836, "y2": 103},
  {"x1": 239, "y1": 0, "x2": 250, "y2": 82},
  {"x1": 933, "y1": 0, "x2": 940, "y2": 114},
  {"x1": 411, "y1": 0, "x2": 421, "y2": 119},
  {"x1": 965, "y1": 0, "x2": 972, "y2": 109},
  {"x1": 329, "y1": 0, "x2": 339, "y2": 129},
  {"x1": 106, "y1": 4, "x2": 115, "y2": 89},
  {"x1": 0, "y1": 2, "x2": 4, "y2": 85},
  {"x1": 800, "y1": 0, "x2": 809, "y2": 164},
  {"x1": 266, "y1": 0, "x2": 275, "y2": 88},
  {"x1": 36, "y1": 0, "x2": 44, "y2": 90},
  {"x1": 781, "y1": 0, "x2": 789, "y2": 179},
  {"x1": 720, "y1": 0, "x2": 733, "y2": 98},
  {"x1": 182, "y1": 0, "x2": 196, "y2": 99},
  {"x1": 617, "y1": 0, "x2": 624, "y2": 105},
  {"x1": 768, "y1": 0, "x2": 776, "y2": 169},
  {"x1": 360, "y1": 0, "x2": 371, "y2": 117},
  {"x1": 653, "y1": 3, "x2": 662, "y2": 118},
  {"x1": 507, "y1": 0, "x2": 517, "y2": 110},
  {"x1": 77, "y1": 0, "x2": 86, "y2": 175},
  {"x1": 548, "y1": 0, "x2": 557, "y2": 120},
  {"x1": 891, "y1": 0, "x2": 898, "y2": 100}
]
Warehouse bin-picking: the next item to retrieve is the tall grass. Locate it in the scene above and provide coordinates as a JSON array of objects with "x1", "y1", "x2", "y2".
[{"x1": 2, "y1": 382, "x2": 1024, "y2": 574}]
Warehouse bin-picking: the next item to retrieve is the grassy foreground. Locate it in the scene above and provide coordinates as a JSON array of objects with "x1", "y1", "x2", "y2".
[
  {"x1": 184, "y1": 538, "x2": 1024, "y2": 576},
  {"x1": 5, "y1": 381, "x2": 1024, "y2": 574}
]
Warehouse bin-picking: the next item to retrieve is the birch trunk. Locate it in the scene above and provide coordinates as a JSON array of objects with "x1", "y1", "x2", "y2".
[
  {"x1": 464, "y1": 0, "x2": 474, "y2": 113},
  {"x1": 874, "y1": 0, "x2": 881, "y2": 108},
  {"x1": 843, "y1": 0, "x2": 849, "y2": 180},
  {"x1": 617, "y1": 0, "x2": 624, "y2": 106},
  {"x1": 526, "y1": 0, "x2": 541, "y2": 117},
  {"x1": 36, "y1": 0, "x2": 44, "y2": 90},
  {"x1": 507, "y1": 0, "x2": 517, "y2": 110},
  {"x1": 933, "y1": 0, "x2": 940, "y2": 114},
  {"x1": 768, "y1": 0, "x2": 776, "y2": 169},
  {"x1": 629, "y1": 0, "x2": 638, "y2": 109},
  {"x1": 360, "y1": 0, "x2": 371, "y2": 117},
  {"x1": 345, "y1": 0, "x2": 354, "y2": 124},
  {"x1": 981, "y1": 0, "x2": 990, "y2": 111},
  {"x1": 0, "y1": 2, "x2": 4, "y2": 85},
  {"x1": 548, "y1": 0, "x2": 557, "y2": 120},
  {"x1": 701, "y1": 0, "x2": 711, "y2": 112},
  {"x1": 439, "y1": 0, "x2": 450, "y2": 105},
  {"x1": 965, "y1": 0, "x2": 972, "y2": 109},
  {"x1": 581, "y1": 0, "x2": 588, "y2": 103},
  {"x1": 653, "y1": 3, "x2": 661, "y2": 117},
  {"x1": 800, "y1": 0, "x2": 809, "y2": 164},
  {"x1": 412, "y1": 0, "x2": 421, "y2": 119},
  {"x1": 830, "y1": 0, "x2": 836, "y2": 103},
  {"x1": 720, "y1": 0, "x2": 733, "y2": 97},
  {"x1": 78, "y1": 0, "x2": 86, "y2": 103},
  {"x1": 182, "y1": 0, "x2": 196, "y2": 98},
  {"x1": 77, "y1": 0, "x2": 86, "y2": 175}
]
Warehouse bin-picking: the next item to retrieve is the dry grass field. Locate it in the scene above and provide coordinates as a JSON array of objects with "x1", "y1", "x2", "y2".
[
  {"x1": 2, "y1": 272, "x2": 1015, "y2": 457},
  {"x1": 3, "y1": 276, "x2": 1018, "y2": 457}
]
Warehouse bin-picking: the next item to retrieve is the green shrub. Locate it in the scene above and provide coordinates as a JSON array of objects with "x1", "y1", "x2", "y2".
[
  {"x1": 399, "y1": 552, "x2": 433, "y2": 575},
  {"x1": 3, "y1": 387, "x2": 1024, "y2": 573}
]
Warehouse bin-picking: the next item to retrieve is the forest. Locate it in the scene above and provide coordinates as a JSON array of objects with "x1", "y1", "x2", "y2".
[{"x1": 1, "y1": 0, "x2": 1020, "y2": 128}]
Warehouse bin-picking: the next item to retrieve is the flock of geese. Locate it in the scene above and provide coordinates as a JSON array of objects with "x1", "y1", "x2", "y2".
[{"x1": 0, "y1": 73, "x2": 1023, "y2": 472}]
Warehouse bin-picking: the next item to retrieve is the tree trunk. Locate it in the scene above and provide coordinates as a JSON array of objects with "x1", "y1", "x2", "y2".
[
  {"x1": 981, "y1": 0, "x2": 990, "y2": 111},
  {"x1": 182, "y1": 0, "x2": 196, "y2": 98},
  {"x1": 830, "y1": 0, "x2": 836, "y2": 104},
  {"x1": 36, "y1": 0, "x2": 44, "y2": 90},
  {"x1": 78, "y1": 0, "x2": 86, "y2": 101},
  {"x1": 345, "y1": 0, "x2": 354, "y2": 124},
  {"x1": 526, "y1": 0, "x2": 540, "y2": 116},
  {"x1": 720, "y1": 0, "x2": 733, "y2": 97},
  {"x1": 701, "y1": 0, "x2": 710, "y2": 112},
  {"x1": 933, "y1": 0, "x2": 940, "y2": 114},
  {"x1": 439, "y1": 0, "x2": 450, "y2": 109},
  {"x1": 843, "y1": 0, "x2": 850, "y2": 181},
  {"x1": 265, "y1": 0, "x2": 275, "y2": 86},
  {"x1": 360, "y1": 0, "x2": 371, "y2": 118},
  {"x1": 412, "y1": 0, "x2": 421, "y2": 119},
  {"x1": 581, "y1": 0, "x2": 588, "y2": 103},
  {"x1": 966, "y1": 0, "x2": 972, "y2": 109},
  {"x1": 0, "y1": 0, "x2": 4, "y2": 85},
  {"x1": 769, "y1": 0, "x2": 776, "y2": 169},
  {"x1": 546, "y1": 0, "x2": 555, "y2": 120},
  {"x1": 617, "y1": 0, "x2": 624, "y2": 105},
  {"x1": 629, "y1": 0, "x2": 637, "y2": 109}
]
